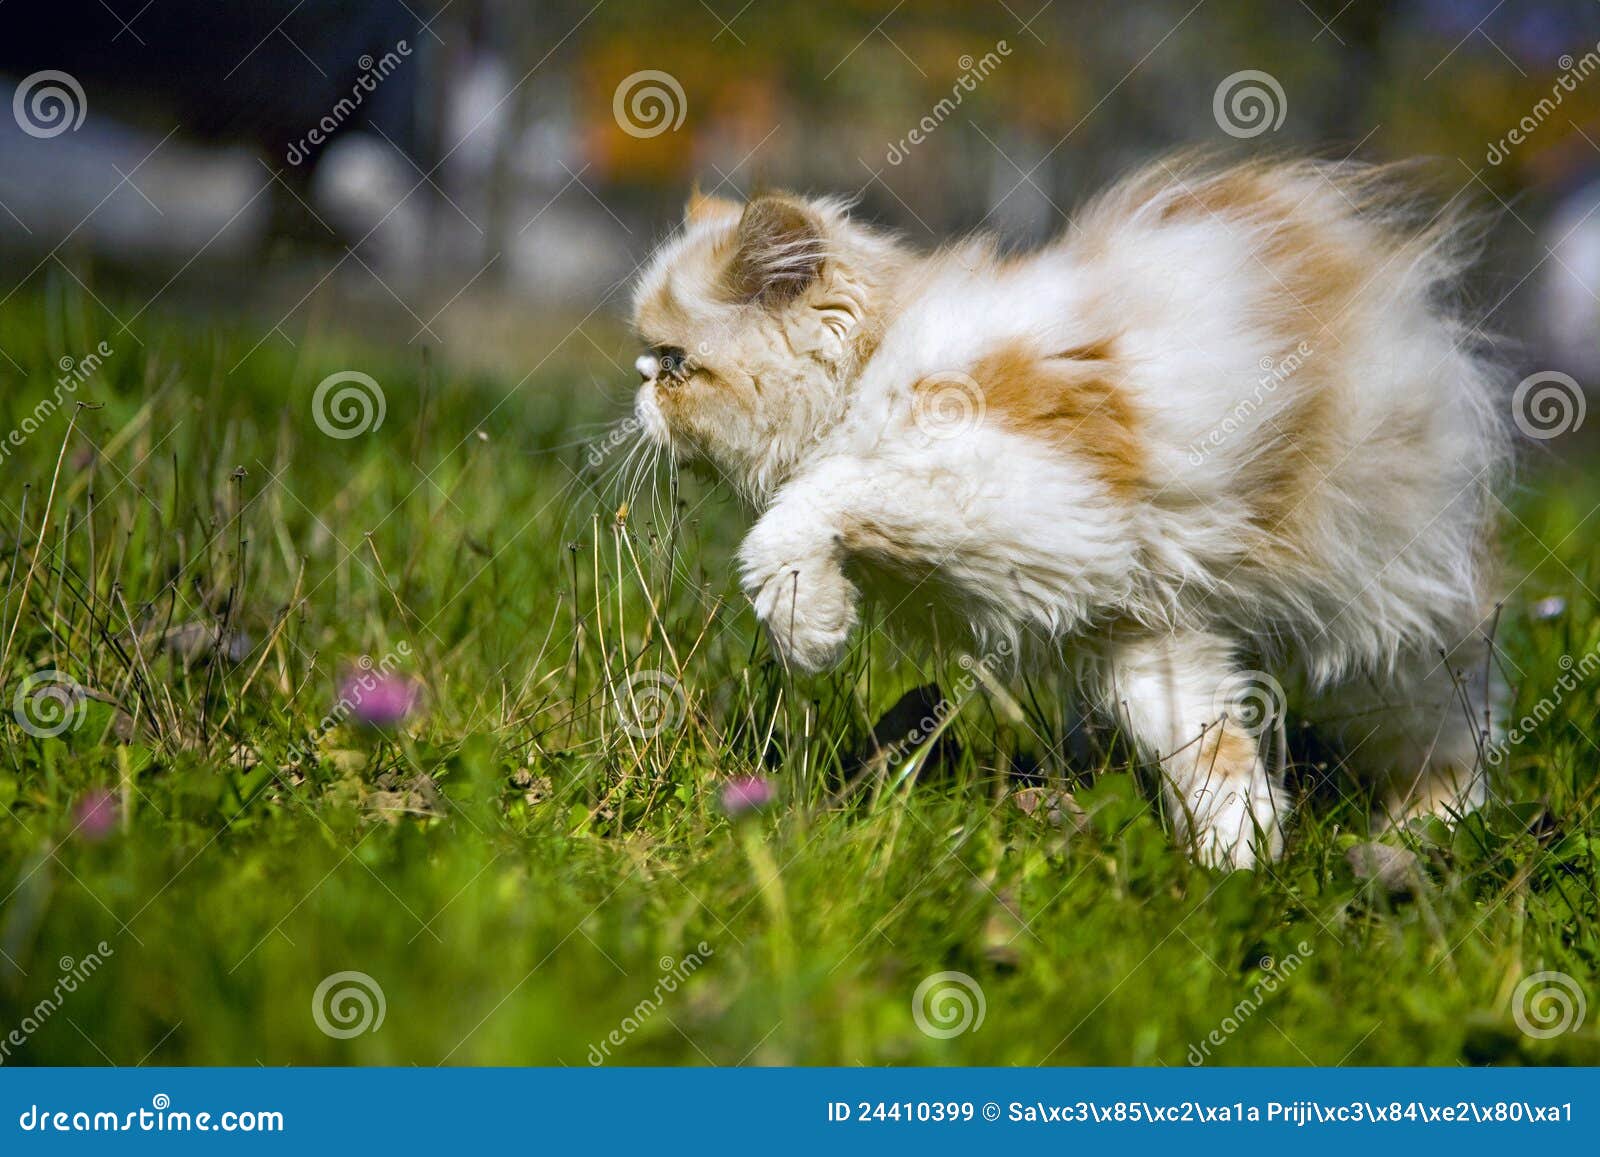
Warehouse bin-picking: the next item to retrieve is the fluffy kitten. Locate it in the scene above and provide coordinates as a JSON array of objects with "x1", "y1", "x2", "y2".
[{"x1": 629, "y1": 159, "x2": 1508, "y2": 869}]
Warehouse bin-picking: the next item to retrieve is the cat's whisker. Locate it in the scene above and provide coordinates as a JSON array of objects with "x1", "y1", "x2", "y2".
[
  {"x1": 622, "y1": 437, "x2": 657, "y2": 517},
  {"x1": 648, "y1": 446, "x2": 672, "y2": 536},
  {"x1": 607, "y1": 430, "x2": 649, "y2": 505}
]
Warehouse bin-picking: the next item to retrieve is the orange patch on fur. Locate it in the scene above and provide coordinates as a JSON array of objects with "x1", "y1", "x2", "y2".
[
  {"x1": 1161, "y1": 167, "x2": 1366, "y2": 346},
  {"x1": 950, "y1": 341, "x2": 1145, "y2": 499},
  {"x1": 685, "y1": 187, "x2": 742, "y2": 226},
  {"x1": 1156, "y1": 166, "x2": 1383, "y2": 549},
  {"x1": 1199, "y1": 725, "x2": 1261, "y2": 781},
  {"x1": 1052, "y1": 336, "x2": 1117, "y2": 362}
]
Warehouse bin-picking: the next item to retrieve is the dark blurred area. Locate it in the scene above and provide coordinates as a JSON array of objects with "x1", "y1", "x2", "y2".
[
  {"x1": 0, "y1": 2, "x2": 425, "y2": 165},
  {"x1": 0, "y1": 0, "x2": 1596, "y2": 377}
]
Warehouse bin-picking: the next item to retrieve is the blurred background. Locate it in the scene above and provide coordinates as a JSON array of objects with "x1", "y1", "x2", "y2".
[{"x1": 0, "y1": 0, "x2": 1597, "y2": 380}]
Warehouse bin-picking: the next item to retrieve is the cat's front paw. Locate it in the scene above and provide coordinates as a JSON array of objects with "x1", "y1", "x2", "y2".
[{"x1": 746, "y1": 561, "x2": 858, "y2": 673}]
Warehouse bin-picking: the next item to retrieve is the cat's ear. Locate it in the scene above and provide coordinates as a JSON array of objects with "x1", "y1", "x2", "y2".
[
  {"x1": 684, "y1": 184, "x2": 741, "y2": 226},
  {"x1": 724, "y1": 195, "x2": 825, "y2": 306}
]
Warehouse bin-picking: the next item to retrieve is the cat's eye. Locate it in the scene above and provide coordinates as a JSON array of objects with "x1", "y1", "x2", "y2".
[{"x1": 651, "y1": 345, "x2": 691, "y2": 385}]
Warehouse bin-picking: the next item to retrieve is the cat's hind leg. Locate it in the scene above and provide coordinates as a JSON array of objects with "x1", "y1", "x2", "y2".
[
  {"x1": 1106, "y1": 630, "x2": 1291, "y2": 869},
  {"x1": 1309, "y1": 634, "x2": 1494, "y2": 832}
]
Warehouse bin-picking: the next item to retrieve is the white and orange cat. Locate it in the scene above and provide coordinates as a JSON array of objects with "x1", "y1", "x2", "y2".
[{"x1": 628, "y1": 158, "x2": 1508, "y2": 869}]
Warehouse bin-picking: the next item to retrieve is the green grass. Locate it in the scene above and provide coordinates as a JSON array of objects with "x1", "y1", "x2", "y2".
[{"x1": 1, "y1": 283, "x2": 1597, "y2": 1067}]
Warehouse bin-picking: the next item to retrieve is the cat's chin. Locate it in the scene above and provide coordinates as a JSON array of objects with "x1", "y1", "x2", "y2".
[{"x1": 632, "y1": 389, "x2": 671, "y2": 446}]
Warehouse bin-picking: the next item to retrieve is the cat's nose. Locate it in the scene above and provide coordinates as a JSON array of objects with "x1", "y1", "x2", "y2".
[{"x1": 635, "y1": 354, "x2": 659, "y2": 382}]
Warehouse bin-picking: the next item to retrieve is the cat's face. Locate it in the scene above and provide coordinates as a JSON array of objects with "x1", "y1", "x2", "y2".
[{"x1": 629, "y1": 191, "x2": 893, "y2": 498}]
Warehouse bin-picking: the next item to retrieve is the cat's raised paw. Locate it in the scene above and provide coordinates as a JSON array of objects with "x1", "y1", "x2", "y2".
[{"x1": 747, "y1": 561, "x2": 858, "y2": 673}]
